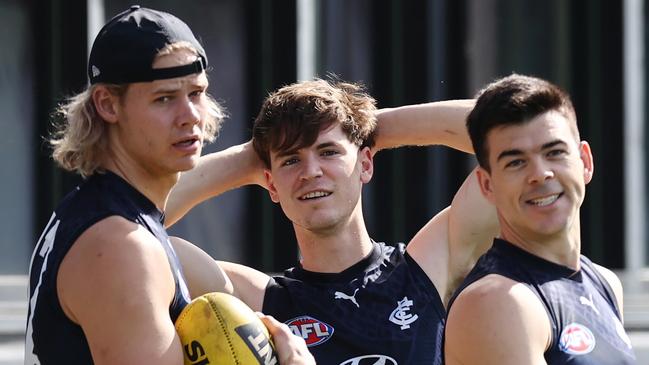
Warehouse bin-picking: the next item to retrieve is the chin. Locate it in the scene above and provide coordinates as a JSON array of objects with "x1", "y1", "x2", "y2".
[
  {"x1": 531, "y1": 221, "x2": 570, "y2": 236},
  {"x1": 301, "y1": 216, "x2": 341, "y2": 232},
  {"x1": 179, "y1": 155, "x2": 201, "y2": 170}
]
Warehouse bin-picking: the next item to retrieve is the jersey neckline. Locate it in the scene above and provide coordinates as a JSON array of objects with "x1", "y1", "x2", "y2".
[{"x1": 288, "y1": 241, "x2": 384, "y2": 283}]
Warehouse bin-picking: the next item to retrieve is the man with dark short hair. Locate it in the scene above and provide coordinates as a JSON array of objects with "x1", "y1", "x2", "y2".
[{"x1": 444, "y1": 74, "x2": 637, "y2": 364}]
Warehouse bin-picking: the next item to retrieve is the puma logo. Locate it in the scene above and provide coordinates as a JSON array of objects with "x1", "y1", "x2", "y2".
[
  {"x1": 334, "y1": 288, "x2": 360, "y2": 308},
  {"x1": 579, "y1": 294, "x2": 600, "y2": 316}
]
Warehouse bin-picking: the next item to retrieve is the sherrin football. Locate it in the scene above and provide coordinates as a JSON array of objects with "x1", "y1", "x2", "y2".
[{"x1": 175, "y1": 292, "x2": 279, "y2": 365}]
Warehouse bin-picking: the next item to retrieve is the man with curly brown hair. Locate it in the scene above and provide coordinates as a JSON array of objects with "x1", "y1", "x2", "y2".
[{"x1": 168, "y1": 78, "x2": 498, "y2": 364}]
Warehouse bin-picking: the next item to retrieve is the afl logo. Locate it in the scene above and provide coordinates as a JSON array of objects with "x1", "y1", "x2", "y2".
[
  {"x1": 559, "y1": 323, "x2": 596, "y2": 355},
  {"x1": 339, "y1": 355, "x2": 397, "y2": 365},
  {"x1": 285, "y1": 315, "x2": 334, "y2": 347}
]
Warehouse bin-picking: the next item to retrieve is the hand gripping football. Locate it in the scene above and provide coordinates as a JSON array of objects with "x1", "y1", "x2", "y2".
[{"x1": 175, "y1": 292, "x2": 279, "y2": 365}]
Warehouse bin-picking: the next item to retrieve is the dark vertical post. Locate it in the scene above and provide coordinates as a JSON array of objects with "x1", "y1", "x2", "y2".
[{"x1": 32, "y1": 0, "x2": 88, "y2": 238}]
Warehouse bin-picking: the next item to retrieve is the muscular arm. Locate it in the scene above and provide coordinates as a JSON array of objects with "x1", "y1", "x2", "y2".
[
  {"x1": 445, "y1": 275, "x2": 551, "y2": 365},
  {"x1": 216, "y1": 261, "x2": 271, "y2": 312},
  {"x1": 165, "y1": 141, "x2": 265, "y2": 227},
  {"x1": 169, "y1": 236, "x2": 233, "y2": 298},
  {"x1": 379, "y1": 99, "x2": 497, "y2": 303},
  {"x1": 406, "y1": 169, "x2": 498, "y2": 304},
  {"x1": 57, "y1": 217, "x2": 183, "y2": 365},
  {"x1": 446, "y1": 168, "x2": 499, "y2": 298},
  {"x1": 374, "y1": 99, "x2": 474, "y2": 153}
]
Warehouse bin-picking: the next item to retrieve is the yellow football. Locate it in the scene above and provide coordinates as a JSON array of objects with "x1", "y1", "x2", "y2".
[{"x1": 175, "y1": 292, "x2": 279, "y2": 365}]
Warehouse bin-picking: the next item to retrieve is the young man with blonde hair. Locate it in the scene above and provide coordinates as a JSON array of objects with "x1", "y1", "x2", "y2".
[{"x1": 26, "y1": 6, "x2": 311, "y2": 365}]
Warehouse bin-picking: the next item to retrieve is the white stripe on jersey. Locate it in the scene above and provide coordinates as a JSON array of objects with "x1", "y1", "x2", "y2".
[{"x1": 25, "y1": 214, "x2": 60, "y2": 365}]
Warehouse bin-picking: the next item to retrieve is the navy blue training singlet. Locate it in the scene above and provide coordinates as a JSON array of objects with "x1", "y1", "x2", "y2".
[
  {"x1": 25, "y1": 171, "x2": 191, "y2": 364},
  {"x1": 263, "y1": 241, "x2": 446, "y2": 365},
  {"x1": 448, "y1": 239, "x2": 636, "y2": 364}
]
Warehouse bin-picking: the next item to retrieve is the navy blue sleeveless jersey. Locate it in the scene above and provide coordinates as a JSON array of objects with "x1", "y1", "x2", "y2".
[
  {"x1": 263, "y1": 241, "x2": 446, "y2": 365},
  {"x1": 25, "y1": 171, "x2": 191, "y2": 365},
  {"x1": 448, "y1": 239, "x2": 636, "y2": 364}
]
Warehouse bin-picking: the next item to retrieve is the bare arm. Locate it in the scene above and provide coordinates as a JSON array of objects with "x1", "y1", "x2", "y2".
[
  {"x1": 406, "y1": 168, "x2": 498, "y2": 304},
  {"x1": 445, "y1": 275, "x2": 551, "y2": 365},
  {"x1": 446, "y1": 168, "x2": 499, "y2": 298},
  {"x1": 217, "y1": 261, "x2": 271, "y2": 312},
  {"x1": 165, "y1": 141, "x2": 265, "y2": 227},
  {"x1": 167, "y1": 100, "x2": 474, "y2": 226},
  {"x1": 374, "y1": 99, "x2": 475, "y2": 153},
  {"x1": 58, "y1": 217, "x2": 183, "y2": 365},
  {"x1": 169, "y1": 236, "x2": 233, "y2": 298}
]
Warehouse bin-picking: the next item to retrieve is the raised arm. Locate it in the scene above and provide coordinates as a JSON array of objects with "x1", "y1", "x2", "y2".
[
  {"x1": 406, "y1": 167, "x2": 498, "y2": 304},
  {"x1": 165, "y1": 141, "x2": 265, "y2": 227},
  {"x1": 374, "y1": 99, "x2": 474, "y2": 153},
  {"x1": 446, "y1": 168, "x2": 499, "y2": 297}
]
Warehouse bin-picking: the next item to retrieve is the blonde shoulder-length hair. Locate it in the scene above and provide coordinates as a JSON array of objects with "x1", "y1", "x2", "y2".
[{"x1": 49, "y1": 42, "x2": 225, "y2": 178}]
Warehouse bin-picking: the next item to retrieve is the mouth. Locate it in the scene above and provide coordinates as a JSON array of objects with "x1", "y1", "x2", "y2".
[
  {"x1": 299, "y1": 191, "x2": 332, "y2": 200},
  {"x1": 173, "y1": 136, "x2": 201, "y2": 148},
  {"x1": 526, "y1": 193, "x2": 563, "y2": 207}
]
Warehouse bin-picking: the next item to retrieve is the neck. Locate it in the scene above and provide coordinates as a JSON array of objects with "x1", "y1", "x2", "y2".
[
  {"x1": 499, "y1": 218, "x2": 582, "y2": 270},
  {"x1": 295, "y1": 206, "x2": 373, "y2": 273},
  {"x1": 103, "y1": 159, "x2": 179, "y2": 212}
]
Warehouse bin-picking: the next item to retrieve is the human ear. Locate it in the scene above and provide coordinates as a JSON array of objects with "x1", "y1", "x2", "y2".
[
  {"x1": 92, "y1": 86, "x2": 121, "y2": 124},
  {"x1": 264, "y1": 170, "x2": 280, "y2": 203},
  {"x1": 359, "y1": 147, "x2": 374, "y2": 184},
  {"x1": 476, "y1": 167, "x2": 496, "y2": 204},
  {"x1": 579, "y1": 141, "x2": 594, "y2": 184}
]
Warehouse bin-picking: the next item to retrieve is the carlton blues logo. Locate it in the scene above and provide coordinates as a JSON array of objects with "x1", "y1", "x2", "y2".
[
  {"x1": 559, "y1": 323, "x2": 596, "y2": 355},
  {"x1": 235, "y1": 323, "x2": 279, "y2": 364},
  {"x1": 285, "y1": 315, "x2": 334, "y2": 347}
]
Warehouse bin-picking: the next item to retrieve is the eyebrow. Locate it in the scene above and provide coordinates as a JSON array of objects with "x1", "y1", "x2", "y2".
[
  {"x1": 273, "y1": 141, "x2": 340, "y2": 160},
  {"x1": 152, "y1": 79, "x2": 208, "y2": 95},
  {"x1": 496, "y1": 139, "x2": 566, "y2": 163},
  {"x1": 316, "y1": 141, "x2": 339, "y2": 150}
]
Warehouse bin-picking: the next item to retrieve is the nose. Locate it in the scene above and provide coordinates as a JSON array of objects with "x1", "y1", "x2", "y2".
[
  {"x1": 299, "y1": 154, "x2": 323, "y2": 181},
  {"x1": 178, "y1": 97, "x2": 201, "y2": 127},
  {"x1": 527, "y1": 158, "x2": 554, "y2": 184}
]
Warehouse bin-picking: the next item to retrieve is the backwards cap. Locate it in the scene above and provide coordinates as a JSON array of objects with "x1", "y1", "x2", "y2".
[{"x1": 88, "y1": 5, "x2": 207, "y2": 84}]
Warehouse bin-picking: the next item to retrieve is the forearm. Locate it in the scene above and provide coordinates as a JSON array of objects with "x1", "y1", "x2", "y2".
[
  {"x1": 165, "y1": 141, "x2": 264, "y2": 227},
  {"x1": 374, "y1": 99, "x2": 475, "y2": 153}
]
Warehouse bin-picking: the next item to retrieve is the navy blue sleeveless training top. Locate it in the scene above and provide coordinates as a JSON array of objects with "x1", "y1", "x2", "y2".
[
  {"x1": 263, "y1": 242, "x2": 446, "y2": 365},
  {"x1": 448, "y1": 239, "x2": 636, "y2": 364},
  {"x1": 25, "y1": 171, "x2": 191, "y2": 364}
]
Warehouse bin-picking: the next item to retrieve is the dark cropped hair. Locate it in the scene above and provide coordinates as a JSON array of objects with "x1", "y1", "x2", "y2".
[
  {"x1": 252, "y1": 78, "x2": 377, "y2": 168},
  {"x1": 468, "y1": 74, "x2": 578, "y2": 172}
]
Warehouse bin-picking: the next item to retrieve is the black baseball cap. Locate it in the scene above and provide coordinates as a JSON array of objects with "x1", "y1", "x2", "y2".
[{"x1": 88, "y1": 5, "x2": 207, "y2": 84}]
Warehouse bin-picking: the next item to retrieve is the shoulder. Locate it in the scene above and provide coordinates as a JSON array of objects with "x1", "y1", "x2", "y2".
[
  {"x1": 65, "y1": 215, "x2": 167, "y2": 264},
  {"x1": 58, "y1": 216, "x2": 174, "y2": 319},
  {"x1": 445, "y1": 274, "x2": 551, "y2": 365},
  {"x1": 57, "y1": 216, "x2": 183, "y2": 363},
  {"x1": 591, "y1": 262, "x2": 625, "y2": 318}
]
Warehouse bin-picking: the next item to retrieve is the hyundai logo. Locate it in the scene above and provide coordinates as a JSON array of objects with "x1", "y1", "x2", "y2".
[{"x1": 339, "y1": 355, "x2": 398, "y2": 365}]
